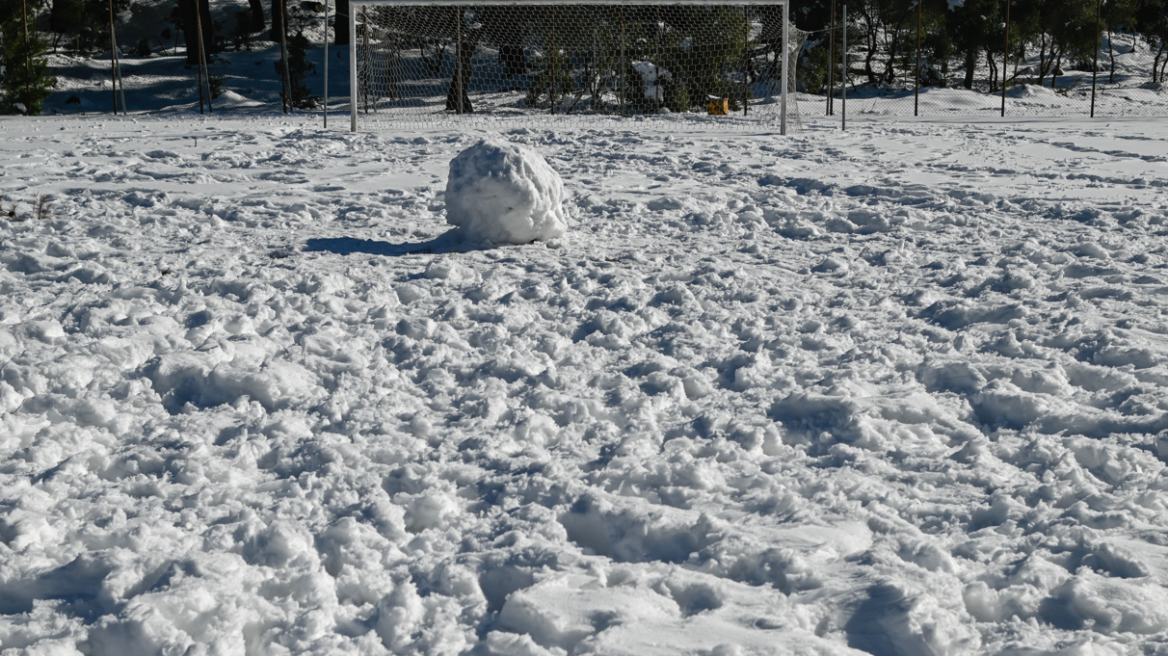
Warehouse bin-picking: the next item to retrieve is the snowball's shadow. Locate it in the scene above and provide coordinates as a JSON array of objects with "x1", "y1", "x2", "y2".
[{"x1": 306, "y1": 230, "x2": 486, "y2": 257}]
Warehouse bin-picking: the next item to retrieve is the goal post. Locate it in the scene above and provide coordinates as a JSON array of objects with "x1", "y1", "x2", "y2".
[{"x1": 347, "y1": 0, "x2": 794, "y2": 134}]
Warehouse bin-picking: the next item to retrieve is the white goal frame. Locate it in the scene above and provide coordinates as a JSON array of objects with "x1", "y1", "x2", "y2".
[{"x1": 347, "y1": 0, "x2": 790, "y2": 134}]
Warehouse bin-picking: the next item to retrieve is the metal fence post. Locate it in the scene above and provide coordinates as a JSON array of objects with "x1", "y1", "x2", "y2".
[
  {"x1": 456, "y1": 6, "x2": 463, "y2": 114},
  {"x1": 828, "y1": 0, "x2": 836, "y2": 115},
  {"x1": 551, "y1": 5, "x2": 557, "y2": 115},
  {"x1": 655, "y1": 7, "x2": 662, "y2": 111},
  {"x1": 349, "y1": 3, "x2": 358, "y2": 131},
  {"x1": 324, "y1": 0, "x2": 330, "y2": 127},
  {"x1": 743, "y1": 6, "x2": 749, "y2": 116},
  {"x1": 841, "y1": 4, "x2": 846, "y2": 131},
  {"x1": 780, "y1": 0, "x2": 787, "y2": 135},
  {"x1": 1001, "y1": 0, "x2": 1010, "y2": 117},
  {"x1": 361, "y1": 6, "x2": 370, "y2": 113},
  {"x1": 282, "y1": 0, "x2": 293, "y2": 113},
  {"x1": 914, "y1": 0, "x2": 921, "y2": 117},
  {"x1": 620, "y1": 7, "x2": 625, "y2": 116},
  {"x1": 22, "y1": 0, "x2": 33, "y2": 111},
  {"x1": 196, "y1": 2, "x2": 213, "y2": 113},
  {"x1": 1091, "y1": 0, "x2": 1101, "y2": 118},
  {"x1": 107, "y1": 0, "x2": 122, "y2": 114}
]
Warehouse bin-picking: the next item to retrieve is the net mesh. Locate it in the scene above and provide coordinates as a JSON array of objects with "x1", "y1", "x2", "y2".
[{"x1": 350, "y1": 3, "x2": 801, "y2": 130}]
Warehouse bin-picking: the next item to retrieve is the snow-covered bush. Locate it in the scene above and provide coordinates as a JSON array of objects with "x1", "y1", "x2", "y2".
[{"x1": 444, "y1": 138, "x2": 568, "y2": 245}]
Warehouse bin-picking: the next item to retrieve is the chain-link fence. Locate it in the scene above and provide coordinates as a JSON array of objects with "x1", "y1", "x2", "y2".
[
  {"x1": 350, "y1": 4, "x2": 802, "y2": 132},
  {"x1": 799, "y1": 29, "x2": 1168, "y2": 120},
  {"x1": 10, "y1": 2, "x2": 1168, "y2": 122},
  {"x1": 21, "y1": 0, "x2": 344, "y2": 116}
]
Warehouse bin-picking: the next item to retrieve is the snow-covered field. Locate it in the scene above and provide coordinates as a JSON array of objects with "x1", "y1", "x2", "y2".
[{"x1": 2, "y1": 113, "x2": 1168, "y2": 656}]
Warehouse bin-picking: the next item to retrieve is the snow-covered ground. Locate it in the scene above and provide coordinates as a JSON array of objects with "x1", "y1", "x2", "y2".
[{"x1": 2, "y1": 112, "x2": 1168, "y2": 656}]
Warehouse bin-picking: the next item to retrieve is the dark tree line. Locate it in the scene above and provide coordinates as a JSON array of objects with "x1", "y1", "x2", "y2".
[
  {"x1": 4, "y1": 0, "x2": 1168, "y2": 114},
  {"x1": 791, "y1": 0, "x2": 1168, "y2": 92},
  {"x1": 0, "y1": 0, "x2": 320, "y2": 113}
]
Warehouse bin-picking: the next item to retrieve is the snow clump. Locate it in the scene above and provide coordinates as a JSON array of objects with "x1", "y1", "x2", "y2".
[{"x1": 444, "y1": 138, "x2": 568, "y2": 245}]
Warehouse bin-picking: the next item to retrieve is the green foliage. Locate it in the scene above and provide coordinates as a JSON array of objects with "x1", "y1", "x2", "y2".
[
  {"x1": 1136, "y1": 0, "x2": 1168, "y2": 82},
  {"x1": 1046, "y1": 0, "x2": 1100, "y2": 63},
  {"x1": 275, "y1": 31, "x2": 317, "y2": 108},
  {"x1": 0, "y1": 12, "x2": 54, "y2": 115},
  {"x1": 663, "y1": 78, "x2": 690, "y2": 112},
  {"x1": 49, "y1": 0, "x2": 91, "y2": 37},
  {"x1": 658, "y1": 6, "x2": 748, "y2": 111},
  {"x1": 524, "y1": 46, "x2": 572, "y2": 109},
  {"x1": 613, "y1": 62, "x2": 653, "y2": 113},
  {"x1": 49, "y1": 0, "x2": 130, "y2": 53},
  {"x1": 233, "y1": 9, "x2": 253, "y2": 50},
  {"x1": 799, "y1": 43, "x2": 829, "y2": 93},
  {"x1": 508, "y1": 6, "x2": 750, "y2": 114}
]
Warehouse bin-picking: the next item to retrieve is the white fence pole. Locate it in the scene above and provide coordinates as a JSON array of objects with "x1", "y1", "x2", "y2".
[
  {"x1": 841, "y1": 4, "x2": 846, "y2": 131},
  {"x1": 780, "y1": 0, "x2": 787, "y2": 135},
  {"x1": 325, "y1": 0, "x2": 330, "y2": 128},
  {"x1": 350, "y1": 6, "x2": 358, "y2": 131}
]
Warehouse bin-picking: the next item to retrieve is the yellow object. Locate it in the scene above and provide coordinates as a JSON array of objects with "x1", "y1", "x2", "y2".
[{"x1": 707, "y1": 99, "x2": 729, "y2": 115}]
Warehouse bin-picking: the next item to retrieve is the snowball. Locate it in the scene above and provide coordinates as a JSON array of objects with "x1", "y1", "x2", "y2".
[{"x1": 444, "y1": 139, "x2": 568, "y2": 245}]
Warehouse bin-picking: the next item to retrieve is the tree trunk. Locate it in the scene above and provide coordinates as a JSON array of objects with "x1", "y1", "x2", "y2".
[
  {"x1": 445, "y1": 36, "x2": 473, "y2": 111},
  {"x1": 181, "y1": 0, "x2": 214, "y2": 65},
  {"x1": 863, "y1": 19, "x2": 877, "y2": 85},
  {"x1": 249, "y1": 0, "x2": 264, "y2": 33},
  {"x1": 270, "y1": 0, "x2": 284, "y2": 42},
  {"x1": 881, "y1": 29, "x2": 898, "y2": 85},
  {"x1": 963, "y1": 49, "x2": 975, "y2": 89},
  {"x1": 1155, "y1": 42, "x2": 1167, "y2": 84},
  {"x1": 334, "y1": 0, "x2": 349, "y2": 45},
  {"x1": 1107, "y1": 28, "x2": 1116, "y2": 84},
  {"x1": 987, "y1": 48, "x2": 998, "y2": 93},
  {"x1": 1037, "y1": 33, "x2": 1048, "y2": 85}
]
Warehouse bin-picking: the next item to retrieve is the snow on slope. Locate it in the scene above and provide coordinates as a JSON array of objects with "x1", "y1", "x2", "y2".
[{"x1": 1, "y1": 114, "x2": 1168, "y2": 655}]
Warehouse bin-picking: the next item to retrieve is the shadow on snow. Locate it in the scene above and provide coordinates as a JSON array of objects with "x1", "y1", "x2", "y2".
[{"x1": 305, "y1": 230, "x2": 487, "y2": 257}]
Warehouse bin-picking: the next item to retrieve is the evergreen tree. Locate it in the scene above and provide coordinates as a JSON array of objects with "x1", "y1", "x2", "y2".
[
  {"x1": 658, "y1": 6, "x2": 750, "y2": 110},
  {"x1": 948, "y1": 0, "x2": 999, "y2": 89},
  {"x1": 50, "y1": 0, "x2": 131, "y2": 54},
  {"x1": 1134, "y1": 0, "x2": 1167, "y2": 83},
  {"x1": 0, "y1": 0, "x2": 53, "y2": 115},
  {"x1": 275, "y1": 30, "x2": 317, "y2": 107}
]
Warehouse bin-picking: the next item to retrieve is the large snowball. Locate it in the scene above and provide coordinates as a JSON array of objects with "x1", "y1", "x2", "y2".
[{"x1": 444, "y1": 139, "x2": 568, "y2": 245}]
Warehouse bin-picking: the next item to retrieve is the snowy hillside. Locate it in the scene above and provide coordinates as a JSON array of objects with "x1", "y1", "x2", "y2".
[{"x1": 2, "y1": 114, "x2": 1168, "y2": 655}]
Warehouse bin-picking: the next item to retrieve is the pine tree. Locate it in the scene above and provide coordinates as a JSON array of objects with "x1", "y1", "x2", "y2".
[
  {"x1": 1136, "y1": 0, "x2": 1168, "y2": 83},
  {"x1": 275, "y1": 31, "x2": 317, "y2": 107},
  {"x1": 0, "y1": 0, "x2": 54, "y2": 115}
]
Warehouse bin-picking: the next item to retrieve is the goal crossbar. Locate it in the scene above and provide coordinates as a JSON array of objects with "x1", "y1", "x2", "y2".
[{"x1": 348, "y1": 0, "x2": 789, "y2": 133}]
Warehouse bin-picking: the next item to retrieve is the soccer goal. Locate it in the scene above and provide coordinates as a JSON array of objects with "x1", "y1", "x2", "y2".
[{"x1": 346, "y1": 0, "x2": 798, "y2": 133}]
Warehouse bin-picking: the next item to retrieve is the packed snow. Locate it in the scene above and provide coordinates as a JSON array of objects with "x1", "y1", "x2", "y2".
[
  {"x1": 445, "y1": 139, "x2": 568, "y2": 245},
  {"x1": 2, "y1": 112, "x2": 1168, "y2": 656}
]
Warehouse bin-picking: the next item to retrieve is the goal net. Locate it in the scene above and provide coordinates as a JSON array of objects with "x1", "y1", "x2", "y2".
[{"x1": 346, "y1": 0, "x2": 799, "y2": 133}]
